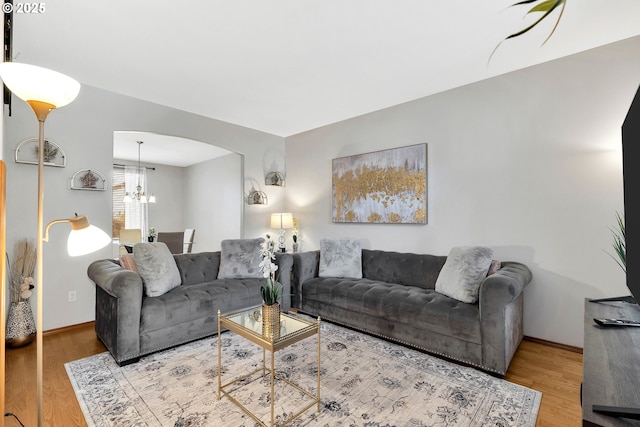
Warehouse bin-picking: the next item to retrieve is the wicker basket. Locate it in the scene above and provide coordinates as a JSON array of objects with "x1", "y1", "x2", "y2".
[{"x1": 261, "y1": 303, "x2": 281, "y2": 339}]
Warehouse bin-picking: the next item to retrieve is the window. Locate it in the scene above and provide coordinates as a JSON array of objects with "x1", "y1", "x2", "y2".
[
  {"x1": 112, "y1": 166, "x2": 125, "y2": 238},
  {"x1": 112, "y1": 165, "x2": 149, "y2": 239}
]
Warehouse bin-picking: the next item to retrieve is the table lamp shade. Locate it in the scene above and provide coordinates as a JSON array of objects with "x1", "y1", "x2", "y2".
[
  {"x1": 0, "y1": 62, "x2": 80, "y2": 108},
  {"x1": 271, "y1": 213, "x2": 293, "y2": 229}
]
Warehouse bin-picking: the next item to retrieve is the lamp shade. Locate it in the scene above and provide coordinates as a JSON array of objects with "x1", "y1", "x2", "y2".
[
  {"x1": 270, "y1": 213, "x2": 294, "y2": 229},
  {"x1": 66, "y1": 215, "x2": 111, "y2": 256},
  {"x1": 0, "y1": 62, "x2": 80, "y2": 107}
]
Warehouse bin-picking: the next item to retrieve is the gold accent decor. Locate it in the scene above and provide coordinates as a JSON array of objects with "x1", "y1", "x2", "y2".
[
  {"x1": 261, "y1": 303, "x2": 281, "y2": 339},
  {"x1": 332, "y1": 143, "x2": 427, "y2": 224}
]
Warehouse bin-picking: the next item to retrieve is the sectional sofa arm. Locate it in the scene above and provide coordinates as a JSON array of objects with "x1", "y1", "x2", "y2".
[
  {"x1": 87, "y1": 259, "x2": 143, "y2": 364},
  {"x1": 478, "y1": 261, "x2": 532, "y2": 375},
  {"x1": 292, "y1": 251, "x2": 320, "y2": 309},
  {"x1": 88, "y1": 260, "x2": 143, "y2": 300},
  {"x1": 479, "y1": 261, "x2": 532, "y2": 308}
]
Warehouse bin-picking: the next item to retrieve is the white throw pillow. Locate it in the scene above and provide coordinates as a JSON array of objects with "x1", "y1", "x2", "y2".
[
  {"x1": 319, "y1": 238, "x2": 362, "y2": 278},
  {"x1": 435, "y1": 246, "x2": 493, "y2": 303},
  {"x1": 133, "y1": 242, "x2": 181, "y2": 297},
  {"x1": 217, "y1": 238, "x2": 265, "y2": 279}
]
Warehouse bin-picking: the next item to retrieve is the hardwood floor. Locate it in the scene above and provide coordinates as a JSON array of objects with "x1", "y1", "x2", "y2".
[{"x1": 3, "y1": 323, "x2": 583, "y2": 427}]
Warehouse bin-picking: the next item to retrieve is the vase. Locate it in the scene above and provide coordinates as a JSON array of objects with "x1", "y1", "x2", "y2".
[
  {"x1": 293, "y1": 242, "x2": 299, "y2": 253},
  {"x1": 6, "y1": 301, "x2": 37, "y2": 348},
  {"x1": 261, "y1": 303, "x2": 281, "y2": 339}
]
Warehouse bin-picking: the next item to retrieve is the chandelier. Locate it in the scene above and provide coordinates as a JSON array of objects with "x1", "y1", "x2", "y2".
[{"x1": 123, "y1": 141, "x2": 156, "y2": 203}]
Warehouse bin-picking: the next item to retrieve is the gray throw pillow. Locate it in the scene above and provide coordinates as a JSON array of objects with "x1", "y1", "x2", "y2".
[
  {"x1": 319, "y1": 238, "x2": 362, "y2": 278},
  {"x1": 133, "y1": 242, "x2": 181, "y2": 297},
  {"x1": 217, "y1": 238, "x2": 265, "y2": 279},
  {"x1": 435, "y1": 246, "x2": 493, "y2": 304}
]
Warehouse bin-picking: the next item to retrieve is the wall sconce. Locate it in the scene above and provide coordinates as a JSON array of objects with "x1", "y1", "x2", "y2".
[
  {"x1": 248, "y1": 189, "x2": 268, "y2": 205},
  {"x1": 265, "y1": 171, "x2": 285, "y2": 187},
  {"x1": 270, "y1": 212, "x2": 293, "y2": 252}
]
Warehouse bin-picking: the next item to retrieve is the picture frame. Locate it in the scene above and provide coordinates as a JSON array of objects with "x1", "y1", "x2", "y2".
[
  {"x1": 15, "y1": 137, "x2": 66, "y2": 167},
  {"x1": 332, "y1": 143, "x2": 427, "y2": 224}
]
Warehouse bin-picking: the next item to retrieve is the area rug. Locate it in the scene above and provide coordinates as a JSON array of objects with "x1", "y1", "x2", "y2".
[{"x1": 65, "y1": 321, "x2": 541, "y2": 427}]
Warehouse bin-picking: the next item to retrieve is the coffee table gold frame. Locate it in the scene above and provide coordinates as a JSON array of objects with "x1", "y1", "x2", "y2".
[{"x1": 217, "y1": 307, "x2": 321, "y2": 427}]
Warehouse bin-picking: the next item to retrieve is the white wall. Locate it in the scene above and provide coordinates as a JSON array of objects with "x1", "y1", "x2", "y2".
[
  {"x1": 2, "y1": 85, "x2": 286, "y2": 330},
  {"x1": 284, "y1": 36, "x2": 640, "y2": 348},
  {"x1": 184, "y1": 153, "x2": 243, "y2": 251}
]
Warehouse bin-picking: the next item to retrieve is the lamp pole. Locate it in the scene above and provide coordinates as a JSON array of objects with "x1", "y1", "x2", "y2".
[{"x1": 31, "y1": 101, "x2": 54, "y2": 427}]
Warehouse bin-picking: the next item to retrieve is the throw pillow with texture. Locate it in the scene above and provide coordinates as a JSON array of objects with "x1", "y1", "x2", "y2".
[
  {"x1": 487, "y1": 259, "x2": 501, "y2": 276},
  {"x1": 119, "y1": 253, "x2": 138, "y2": 273},
  {"x1": 133, "y1": 242, "x2": 181, "y2": 297},
  {"x1": 435, "y1": 246, "x2": 493, "y2": 303},
  {"x1": 319, "y1": 238, "x2": 362, "y2": 278},
  {"x1": 217, "y1": 238, "x2": 265, "y2": 279}
]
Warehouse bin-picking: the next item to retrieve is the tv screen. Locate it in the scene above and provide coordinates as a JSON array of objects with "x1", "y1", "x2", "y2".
[{"x1": 622, "y1": 83, "x2": 639, "y2": 305}]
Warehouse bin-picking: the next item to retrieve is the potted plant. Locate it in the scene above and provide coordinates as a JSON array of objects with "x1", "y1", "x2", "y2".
[
  {"x1": 607, "y1": 211, "x2": 626, "y2": 272},
  {"x1": 148, "y1": 227, "x2": 157, "y2": 242},
  {"x1": 259, "y1": 234, "x2": 282, "y2": 337}
]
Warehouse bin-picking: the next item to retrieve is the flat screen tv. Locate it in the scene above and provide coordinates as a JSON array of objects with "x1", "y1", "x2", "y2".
[
  {"x1": 590, "y1": 84, "x2": 639, "y2": 306},
  {"x1": 622, "y1": 84, "x2": 639, "y2": 306}
]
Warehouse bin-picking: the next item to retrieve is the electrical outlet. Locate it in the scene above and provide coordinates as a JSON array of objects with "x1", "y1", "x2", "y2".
[{"x1": 68, "y1": 291, "x2": 77, "y2": 302}]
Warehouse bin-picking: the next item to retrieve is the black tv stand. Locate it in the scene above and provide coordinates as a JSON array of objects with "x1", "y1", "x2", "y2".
[
  {"x1": 583, "y1": 299, "x2": 640, "y2": 426},
  {"x1": 593, "y1": 405, "x2": 640, "y2": 420},
  {"x1": 589, "y1": 295, "x2": 637, "y2": 304}
]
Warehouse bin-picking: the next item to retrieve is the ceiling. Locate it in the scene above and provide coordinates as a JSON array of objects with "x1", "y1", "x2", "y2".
[
  {"x1": 113, "y1": 132, "x2": 233, "y2": 167},
  {"x1": 9, "y1": 1, "x2": 640, "y2": 141}
]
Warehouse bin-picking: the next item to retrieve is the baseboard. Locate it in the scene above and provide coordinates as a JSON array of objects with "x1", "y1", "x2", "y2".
[
  {"x1": 45, "y1": 321, "x2": 584, "y2": 355},
  {"x1": 523, "y1": 335, "x2": 583, "y2": 354},
  {"x1": 43, "y1": 321, "x2": 95, "y2": 337}
]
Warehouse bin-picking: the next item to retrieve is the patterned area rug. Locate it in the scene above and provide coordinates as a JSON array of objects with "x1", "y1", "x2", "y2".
[{"x1": 65, "y1": 321, "x2": 541, "y2": 426}]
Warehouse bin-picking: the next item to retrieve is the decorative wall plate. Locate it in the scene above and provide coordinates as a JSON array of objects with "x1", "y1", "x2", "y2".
[
  {"x1": 15, "y1": 138, "x2": 66, "y2": 167},
  {"x1": 70, "y1": 169, "x2": 107, "y2": 191}
]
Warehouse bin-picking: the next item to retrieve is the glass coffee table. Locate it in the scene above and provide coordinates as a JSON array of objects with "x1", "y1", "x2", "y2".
[{"x1": 217, "y1": 306, "x2": 321, "y2": 427}]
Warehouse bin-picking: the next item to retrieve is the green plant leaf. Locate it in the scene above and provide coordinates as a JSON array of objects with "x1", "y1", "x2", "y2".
[
  {"x1": 605, "y1": 211, "x2": 626, "y2": 273},
  {"x1": 489, "y1": 0, "x2": 566, "y2": 63}
]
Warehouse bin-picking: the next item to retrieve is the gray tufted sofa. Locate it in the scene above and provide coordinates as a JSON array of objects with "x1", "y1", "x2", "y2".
[
  {"x1": 87, "y1": 251, "x2": 292, "y2": 366},
  {"x1": 292, "y1": 249, "x2": 532, "y2": 376}
]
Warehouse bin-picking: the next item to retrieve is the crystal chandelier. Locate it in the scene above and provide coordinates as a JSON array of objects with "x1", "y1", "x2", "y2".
[{"x1": 124, "y1": 141, "x2": 156, "y2": 203}]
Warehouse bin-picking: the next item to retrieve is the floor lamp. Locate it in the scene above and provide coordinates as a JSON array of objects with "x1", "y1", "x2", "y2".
[{"x1": 0, "y1": 62, "x2": 111, "y2": 427}]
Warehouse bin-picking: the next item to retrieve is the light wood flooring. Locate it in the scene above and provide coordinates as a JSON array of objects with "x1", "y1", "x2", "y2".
[{"x1": 3, "y1": 322, "x2": 583, "y2": 427}]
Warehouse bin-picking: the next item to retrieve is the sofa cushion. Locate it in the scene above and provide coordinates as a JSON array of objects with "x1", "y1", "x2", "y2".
[
  {"x1": 362, "y1": 249, "x2": 446, "y2": 289},
  {"x1": 119, "y1": 253, "x2": 138, "y2": 273},
  {"x1": 139, "y1": 278, "x2": 265, "y2": 333},
  {"x1": 218, "y1": 238, "x2": 264, "y2": 279},
  {"x1": 133, "y1": 242, "x2": 182, "y2": 297},
  {"x1": 435, "y1": 246, "x2": 493, "y2": 303},
  {"x1": 301, "y1": 277, "x2": 481, "y2": 344},
  {"x1": 487, "y1": 259, "x2": 501, "y2": 276},
  {"x1": 319, "y1": 238, "x2": 362, "y2": 278}
]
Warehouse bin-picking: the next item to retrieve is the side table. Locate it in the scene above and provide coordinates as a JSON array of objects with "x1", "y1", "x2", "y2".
[{"x1": 217, "y1": 306, "x2": 321, "y2": 427}]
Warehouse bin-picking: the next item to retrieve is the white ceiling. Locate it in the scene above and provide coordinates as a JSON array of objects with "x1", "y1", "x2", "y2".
[
  {"x1": 113, "y1": 132, "x2": 232, "y2": 167},
  {"x1": 10, "y1": 0, "x2": 640, "y2": 141}
]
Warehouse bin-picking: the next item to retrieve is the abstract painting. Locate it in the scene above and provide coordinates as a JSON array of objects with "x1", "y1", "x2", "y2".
[{"x1": 332, "y1": 143, "x2": 427, "y2": 224}]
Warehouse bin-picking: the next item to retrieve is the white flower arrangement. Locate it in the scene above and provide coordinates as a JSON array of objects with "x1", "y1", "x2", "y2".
[{"x1": 259, "y1": 234, "x2": 281, "y2": 306}]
